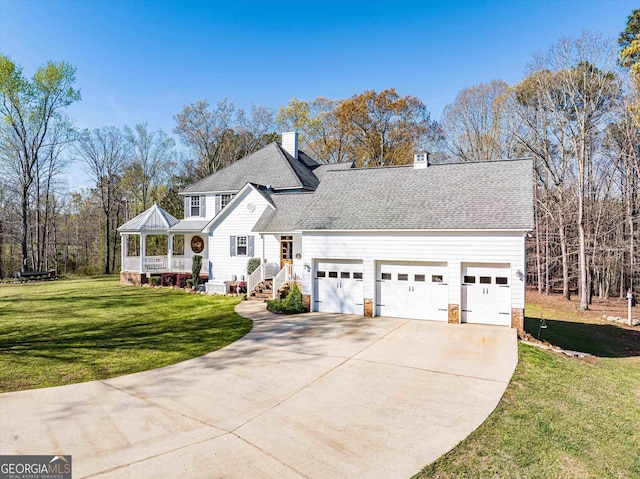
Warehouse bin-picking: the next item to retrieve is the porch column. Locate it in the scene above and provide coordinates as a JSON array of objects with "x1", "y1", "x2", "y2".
[
  {"x1": 139, "y1": 233, "x2": 146, "y2": 273},
  {"x1": 121, "y1": 234, "x2": 126, "y2": 272},
  {"x1": 168, "y1": 234, "x2": 174, "y2": 272},
  {"x1": 261, "y1": 234, "x2": 265, "y2": 264}
]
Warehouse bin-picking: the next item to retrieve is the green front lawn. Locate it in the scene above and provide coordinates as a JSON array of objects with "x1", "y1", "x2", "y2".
[
  {"x1": 415, "y1": 297, "x2": 640, "y2": 479},
  {"x1": 0, "y1": 277, "x2": 251, "y2": 392}
]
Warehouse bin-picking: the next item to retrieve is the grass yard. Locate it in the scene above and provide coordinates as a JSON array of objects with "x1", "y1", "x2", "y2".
[
  {"x1": 416, "y1": 293, "x2": 640, "y2": 479},
  {"x1": 0, "y1": 276, "x2": 251, "y2": 392}
]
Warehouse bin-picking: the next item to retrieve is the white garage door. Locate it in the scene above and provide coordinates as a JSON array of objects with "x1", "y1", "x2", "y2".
[
  {"x1": 461, "y1": 264, "x2": 511, "y2": 326},
  {"x1": 376, "y1": 262, "x2": 448, "y2": 321},
  {"x1": 314, "y1": 260, "x2": 364, "y2": 315}
]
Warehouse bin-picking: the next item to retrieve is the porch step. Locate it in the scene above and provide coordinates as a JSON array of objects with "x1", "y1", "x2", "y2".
[{"x1": 248, "y1": 279, "x2": 273, "y2": 301}]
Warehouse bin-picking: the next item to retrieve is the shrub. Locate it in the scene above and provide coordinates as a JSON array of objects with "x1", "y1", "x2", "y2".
[
  {"x1": 229, "y1": 281, "x2": 247, "y2": 294},
  {"x1": 161, "y1": 272, "x2": 176, "y2": 287},
  {"x1": 186, "y1": 279, "x2": 194, "y2": 289},
  {"x1": 267, "y1": 283, "x2": 306, "y2": 314},
  {"x1": 150, "y1": 277, "x2": 161, "y2": 286},
  {"x1": 247, "y1": 257, "x2": 261, "y2": 275},
  {"x1": 176, "y1": 273, "x2": 192, "y2": 288},
  {"x1": 192, "y1": 255, "x2": 203, "y2": 290}
]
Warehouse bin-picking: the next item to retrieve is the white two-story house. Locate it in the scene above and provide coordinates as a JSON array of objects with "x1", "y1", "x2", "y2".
[{"x1": 119, "y1": 132, "x2": 533, "y2": 334}]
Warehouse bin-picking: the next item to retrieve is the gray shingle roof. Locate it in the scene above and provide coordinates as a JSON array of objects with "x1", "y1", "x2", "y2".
[
  {"x1": 117, "y1": 203, "x2": 180, "y2": 233},
  {"x1": 312, "y1": 162, "x2": 354, "y2": 181},
  {"x1": 181, "y1": 142, "x2": 320, "y2": 194},
  {"x1": 253, "y1": 159, "x2": 534, "y2": 232},
  {"x1": 168, "y1": 219, "x2": 210, "y2": 232}
]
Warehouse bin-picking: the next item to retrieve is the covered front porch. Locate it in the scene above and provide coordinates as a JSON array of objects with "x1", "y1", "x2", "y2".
[{"x1": 118, "y1": 204, "x2": 210, "y2": 284}]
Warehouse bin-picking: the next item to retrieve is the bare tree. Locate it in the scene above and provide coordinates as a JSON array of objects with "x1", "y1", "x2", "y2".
[
  {"x1": 173, "y1": 99, "x2": 238, "y2": 178},
  {"x1": 517, "y1": 33, "x2": 620, "y2": 309},
  {"x1": 124, "y1": 123, "x2": 175, "y2": 212},
  {"x1": 0, "y1": 55, "x2": 80, "y2": 271},
  {"x1": 442, "y1": 80, "x2": 521, "y2": 161},
  {"x1": 75, "y1": 127, "x2": 128, "y2": 274}
]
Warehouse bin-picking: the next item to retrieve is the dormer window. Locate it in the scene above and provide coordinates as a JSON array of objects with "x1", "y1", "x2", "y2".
[
  {"x1": 220, "y1": 194, "x2": 233, "y2": 209},
  {"x1": 190, "y1": 196, "x2": 201, "y2": 216}
]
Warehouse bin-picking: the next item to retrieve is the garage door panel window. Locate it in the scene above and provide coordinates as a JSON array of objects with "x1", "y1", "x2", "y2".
[
  {"x1": 381, "y1": 273, "x2": 391, "y2": 280},
  {"x1": 496, "y1": 276, "x2": 509, "y2": 285},
  {"x1": 317, "y1": 271, "x2": 326, "y2": 278},
  {"x1": 328, "y1": 271, "x2": 338, "y2": 278},
  {"x1": 341, "y1": 272, "x2": 350, "y2": 279},
  {"x1": 398, "y1": 274, "x2": 408, "y2": 281},
  {"x1": 463, "y1": 275, "x2": 476, "y2": 284},
  {"x1": 480, "y1": 276, "x2": 492, "y2": 284},
  {"x1": 354, "y1": 272, "x2": 363, "y2": 280},
  {"x1": 432, "y1": 274, "x2": 443, "y2": 283},
  {"x1": 415, "y1": 274, "x2": 426, "y2": 282}
]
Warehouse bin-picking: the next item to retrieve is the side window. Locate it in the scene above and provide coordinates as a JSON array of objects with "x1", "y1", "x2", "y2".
[{"x1": 236, "y1": 236, "x2": 247, "y2": 255}]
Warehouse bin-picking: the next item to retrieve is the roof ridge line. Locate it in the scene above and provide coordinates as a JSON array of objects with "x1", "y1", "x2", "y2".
[{"x1": 274, "y1": 142, "x2": 305, "y2": 189}]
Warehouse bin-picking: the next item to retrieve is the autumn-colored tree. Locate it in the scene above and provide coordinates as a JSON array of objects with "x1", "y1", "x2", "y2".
[
  {"x1": 277, "y1": 97, "x2": 349, "y2": 163},
  {"x1": 619, "y1": 9, "x2": 640, "y2": 125},
  {"x1": 333, "y1": 88, "x2": 435, "y2": 167}
]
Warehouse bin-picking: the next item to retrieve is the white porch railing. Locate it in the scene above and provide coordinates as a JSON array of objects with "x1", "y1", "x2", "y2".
[
  {"x1": 123, "y1": 257, "x2": 139, "y2": 272},
  {"x1": 122, "y1": 256, "x2": 208, "y2": 274},
  {"x1": 248, "y1": 262, "x2": 280, "y2": 295},
  {"x1": 272, "y1": 263, "x2": 303, "y2": 299},
  {"x1": 144, "y1": 256, "x2": 168, "y2": 272}
]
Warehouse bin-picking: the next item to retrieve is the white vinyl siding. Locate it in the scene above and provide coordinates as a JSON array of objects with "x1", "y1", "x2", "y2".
[
  {"x1": 207, "y1": 188, "x2": 274, "y2": 282},
  {"x1": 302, "y1": 231, "x2": 525, "y2": 315}
]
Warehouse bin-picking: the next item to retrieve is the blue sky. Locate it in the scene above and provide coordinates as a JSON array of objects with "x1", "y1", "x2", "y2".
[{"x1": 0, "y1": 0, "x2": 636, "y2": 187}]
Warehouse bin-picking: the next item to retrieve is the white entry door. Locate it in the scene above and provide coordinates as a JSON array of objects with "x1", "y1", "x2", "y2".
[
  {"x1": 314, "y1": 260, "x2": 364, "y2": 315},
  {"x1": 461, "y1": 264, "x2": 511, "y2": 326},
  {"x1": 376, "y1": 262, "x2": 448, "y2": 321}
]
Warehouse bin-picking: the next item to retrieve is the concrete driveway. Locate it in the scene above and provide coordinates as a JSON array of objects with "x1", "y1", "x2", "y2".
[{"x1": 0, "y1": 302, "x2": 517, "y2": 479}]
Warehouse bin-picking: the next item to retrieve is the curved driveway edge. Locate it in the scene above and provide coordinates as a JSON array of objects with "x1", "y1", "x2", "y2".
[{"x1": 0, "y1": 301, "x2": 517, "y2": 479}]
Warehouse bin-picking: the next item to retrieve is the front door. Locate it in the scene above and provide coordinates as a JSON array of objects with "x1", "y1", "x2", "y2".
[{"x1": 280, "y1": 236, "x2": 293, "y2": 269}]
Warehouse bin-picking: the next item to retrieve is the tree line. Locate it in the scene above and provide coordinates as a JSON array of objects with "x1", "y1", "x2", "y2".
[{"x1": 1, "y1": 9, "x2": 639, "y2": 312}]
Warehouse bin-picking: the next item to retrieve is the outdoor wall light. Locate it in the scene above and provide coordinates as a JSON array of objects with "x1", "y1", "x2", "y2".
[{"x1": 296, "y1": 253, "x2": 302, "y2": 259}]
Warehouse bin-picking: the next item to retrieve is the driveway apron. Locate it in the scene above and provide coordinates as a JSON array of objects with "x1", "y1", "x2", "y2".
[{"x1": 0, "y1": 301, "x2": 517, "y2": 478}]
